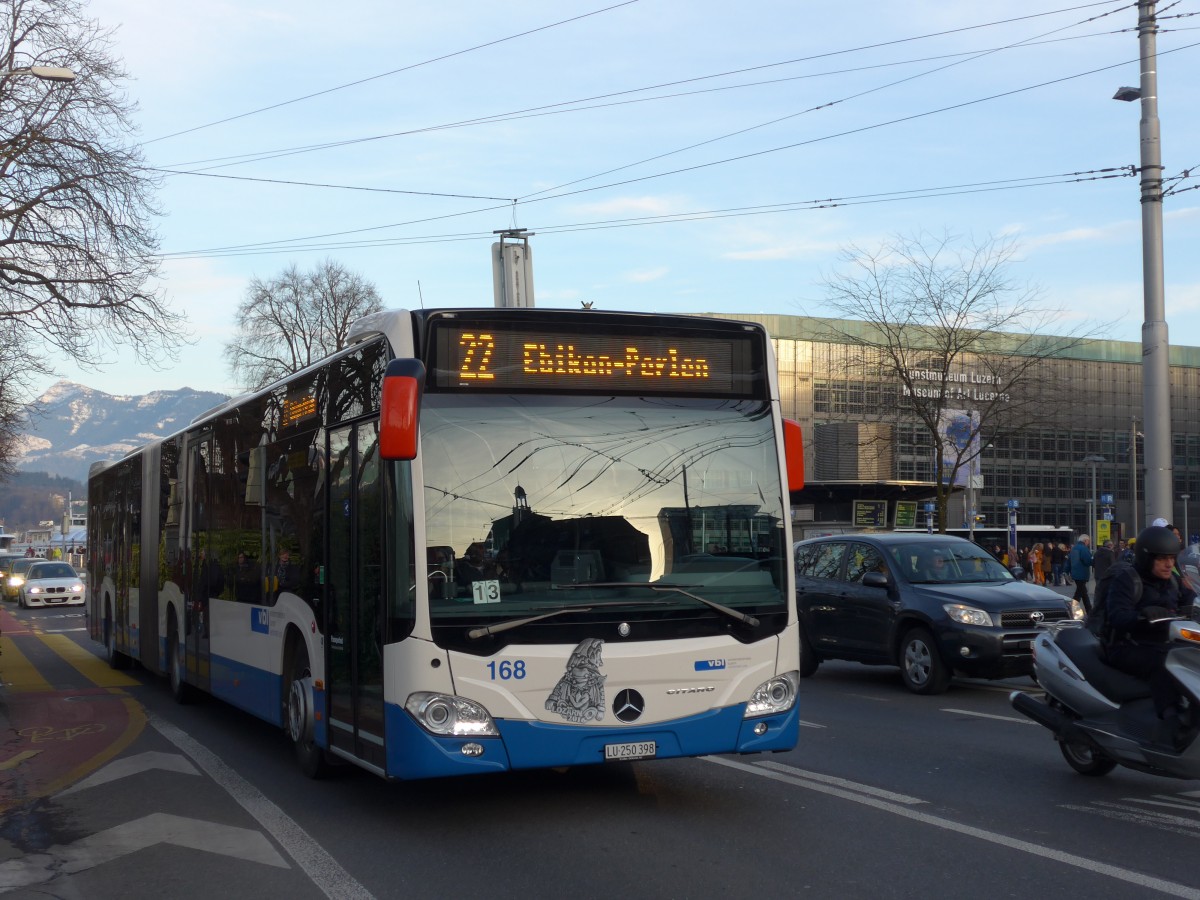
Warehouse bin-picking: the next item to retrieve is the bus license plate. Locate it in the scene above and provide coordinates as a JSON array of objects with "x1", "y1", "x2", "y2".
[{"x1": 604, "y1": 740, "x2": 656, "y2": 761}]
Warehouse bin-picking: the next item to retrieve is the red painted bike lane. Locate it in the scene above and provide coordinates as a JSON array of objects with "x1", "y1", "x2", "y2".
[{"x1": 0, "y1": 605, "x2": 146, "y2": 813}]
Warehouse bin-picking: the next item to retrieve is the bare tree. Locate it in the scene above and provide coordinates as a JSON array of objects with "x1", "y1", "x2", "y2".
[
  {"x1": 223, "y1": 260, "x2": 385, "y2": 391},
  {"x1": 817, "y1": 231, "x2": 1097, "y2": 532},
  {"x1": 0, "y1": 0, "x2": 183, "y2": 364}
]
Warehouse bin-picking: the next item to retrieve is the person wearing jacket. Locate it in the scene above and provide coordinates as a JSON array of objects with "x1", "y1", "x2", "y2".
[
  {"x1": 1092, "y1": 539, "x2": 1115, "y2": 583},
  {"x1": 1068, "y1": 535, "x2": 1094, "y2": 611},
  {"x1": 1105, "y1": 525, "x2": 1198, "y2": 745}
]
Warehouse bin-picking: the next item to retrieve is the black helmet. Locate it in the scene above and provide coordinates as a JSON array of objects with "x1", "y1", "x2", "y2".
[{"x1": 1133, "y1": 524, "x2": 1181, "y2": 575}]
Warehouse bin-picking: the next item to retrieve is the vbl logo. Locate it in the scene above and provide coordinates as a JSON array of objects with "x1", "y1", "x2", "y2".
[{"x1": 251, "y1": 607, "x2": 270, "y2": 634}]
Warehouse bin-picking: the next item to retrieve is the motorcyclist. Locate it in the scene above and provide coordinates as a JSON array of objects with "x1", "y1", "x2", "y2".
[{"x1": 1104, "y1": 524, "x2": 1198, "y2": 745}]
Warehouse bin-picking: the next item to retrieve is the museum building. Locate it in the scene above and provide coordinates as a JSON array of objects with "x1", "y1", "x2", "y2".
[{"x1": 708, "y1": 313, "x2": 1200, "y2": 543}]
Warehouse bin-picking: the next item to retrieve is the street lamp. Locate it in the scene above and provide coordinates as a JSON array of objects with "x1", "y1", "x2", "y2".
[
  {"x1": 0, "y1": 66, "x2": 76, "y2": 82},
  {"x1": 1114, "y1": 0, "x2": 1172, "y2": 525},
  {"x1": 1082, "y1": 455, "x2": 1105, "y2": 536},
  {"x1": 1182, "y1": 493, "x2": 1191, "y2": 547}
]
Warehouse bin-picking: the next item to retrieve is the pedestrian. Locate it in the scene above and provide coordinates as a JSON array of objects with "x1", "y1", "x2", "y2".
[
  {"x1": 1068, "y1": 534, "x2": 1094, "y2": 611},
  {"x1": 1031, "y1": 543, "x2": 1045, "y2": 585},
  {"x1": 1051, "y1": 541, "x2": 1067, "y2": 586},
  {"x1": 1041, "y1": 542, "x2": 1054, "y2": 586},
  {"x1": 1093, "y1": 539, "x2": 1115, "y2": 582}
]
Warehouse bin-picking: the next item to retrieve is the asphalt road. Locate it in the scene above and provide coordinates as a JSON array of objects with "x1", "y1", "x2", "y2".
[{"x1": 3, "y1": 593, "x2": 1199, "y2": 900}]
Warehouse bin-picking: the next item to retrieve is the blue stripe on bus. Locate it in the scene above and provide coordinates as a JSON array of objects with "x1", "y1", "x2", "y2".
[
  {"x1": 167, "y1": 647, "x2": 328, "y2": 745},
  {"x1": 383, "y1": 702, "x2": 800, "y2": 779},
  {"x1": 210, "y1": 654, "x2": 283, "y2": 726}
]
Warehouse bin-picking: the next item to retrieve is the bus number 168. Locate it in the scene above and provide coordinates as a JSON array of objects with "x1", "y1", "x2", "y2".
[{"x1": 487, "y1": 660, "x2": 527, "y2": 680}]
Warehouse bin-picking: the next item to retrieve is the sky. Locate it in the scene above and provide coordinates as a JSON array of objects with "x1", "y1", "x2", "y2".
[{"x1": 36, "y1": 0, "x2": 1200, "y2": 398}]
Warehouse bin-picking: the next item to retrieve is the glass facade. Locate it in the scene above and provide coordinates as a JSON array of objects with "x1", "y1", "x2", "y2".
[{"x1": 708, "y1": 313, "x2": 1200, "y2": 538}]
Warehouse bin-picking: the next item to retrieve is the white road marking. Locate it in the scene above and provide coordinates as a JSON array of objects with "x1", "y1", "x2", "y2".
[
  {"x1": 0, "y1": 813, "x2": 287, "y2": 891},
  {"x1": 1126, "y1": 796, "x2": 1200, "y2": 815},
  {"x1": 756, "y1": 760, "x2": 925, "y2": 805},
  {"x1": 941, "y1": 707, "x2": 1038, "y2": 724},
  {"x1": 1061, "y1": 802, "x2": 1200, "y2": 837},
  {"x1": 58, "y1": 751, "x2": 199, "y2": 797},
  {"x1": 150, "y1": 714, "x2": 374, "y2": 900},
  {"x1": 711, "y1": 756, "x2": 1200, "y2": 899},
  {"x1": 799, "y1": 720, "x2": 826, "y2": 729}
]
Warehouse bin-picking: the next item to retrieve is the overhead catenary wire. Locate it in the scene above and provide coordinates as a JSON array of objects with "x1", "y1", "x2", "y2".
[
  {"x1": 154, "y1": 27, "x2": 1188, "y2": 263},
  {"x1": 148, "y1": 1, "x2": 1137, "y2": 174},
  {"x1": 158, "y1": 167, "x2": 1136, "y2": 261},
  {"x1": 138, "y1": 0, "x2": 643, "y2": 146},
  {"x1": 152, "y1": 26, "x2": 1138, "y2": 176},
  {"x1": 518, "y1": 0, "x2": 1138, "y2": 202},
  {"x1": 514, "y1": 40, "x2": 1200, "y2": 207}
]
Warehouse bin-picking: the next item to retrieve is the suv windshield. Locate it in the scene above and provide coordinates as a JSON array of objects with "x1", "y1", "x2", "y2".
[
  {"x1": 422, "y1": 396, "x2": 788, "y2": 648},
  {"x1": 892, "y1": 541, "x2": 1014, "y2": 585}
]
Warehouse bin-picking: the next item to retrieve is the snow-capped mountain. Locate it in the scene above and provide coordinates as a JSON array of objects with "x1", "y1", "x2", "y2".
[{"x1": 18, "y1": 381, "x2": 231, "y2": 482}]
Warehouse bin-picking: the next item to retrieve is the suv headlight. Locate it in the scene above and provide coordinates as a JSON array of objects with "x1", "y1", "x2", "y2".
[
  {"x1": 405, "y1": 692, "x2": 498, "y2": 737},
  {"x1": 943, "y1": 603, "x2": 992, "y2": 626},
  {"x1": 744, "y1": 671, "x2": 799, "y2": 718}
]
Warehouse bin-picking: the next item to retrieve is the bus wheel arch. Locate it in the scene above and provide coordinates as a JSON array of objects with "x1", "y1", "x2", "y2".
[
  {"x1": 283, "y1": 626, "x2": 330, "y2": 779},
  {"x1": 166, "y1": 604, "x2": 194, "y2": 704}
]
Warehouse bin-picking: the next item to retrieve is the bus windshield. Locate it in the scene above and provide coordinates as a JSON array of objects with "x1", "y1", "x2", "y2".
[{"x1": 421, "y1": 395, "x2": 788, "y2": 644}]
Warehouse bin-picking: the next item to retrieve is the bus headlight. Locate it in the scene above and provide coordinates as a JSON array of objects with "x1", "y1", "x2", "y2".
[
  {"x1": 744, "y1": 671, "x2": 799, "y2": 718},
  {"x1": 405, "y1": 692, "x2": 498, "y2": 737}
]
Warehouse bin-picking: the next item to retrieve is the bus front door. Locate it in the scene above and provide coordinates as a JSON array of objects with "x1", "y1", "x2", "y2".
[{"x1": 327, "y1": 422, "x2": 386, "y2": 771}]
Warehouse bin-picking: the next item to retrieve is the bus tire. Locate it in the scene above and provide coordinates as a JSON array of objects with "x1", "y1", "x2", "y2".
[
  {"x1": 285, "y1": 635, "x2": 330, "y2": 779},
  {"x1": 168, "y1": 610, "x2": 195, "y2": 704},
  {"x1": 105, "y1": 600, "x2": 131, "y2": 670}
]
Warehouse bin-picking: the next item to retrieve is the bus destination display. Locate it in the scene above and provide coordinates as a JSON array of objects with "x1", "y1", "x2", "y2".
[{"x1": 433, "y1": 325, "x2": 757, "y2": 395}]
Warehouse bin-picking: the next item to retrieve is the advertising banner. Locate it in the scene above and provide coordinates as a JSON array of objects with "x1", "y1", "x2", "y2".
[{"x1": 938, "y1": 409, "x2": 980, "y2": 487}]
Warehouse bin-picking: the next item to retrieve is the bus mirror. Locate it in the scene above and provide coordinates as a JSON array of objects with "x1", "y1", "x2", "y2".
[
  {"x1": 380, "y1": 359, "x2": 426, "y2": 460},
  {"x1": 783, "y1": 419, "x2": 804, "y2": 491}
]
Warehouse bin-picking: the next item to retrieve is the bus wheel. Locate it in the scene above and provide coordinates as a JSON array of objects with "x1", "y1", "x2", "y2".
[
  {"x1": 286, "y1": 640, "x2": 330, "y2": 779},
  {"x1": 105, "y1": 601, "x2": 131, "y2": 670},
  {"x1": 168, "y1": 611, "x2": 194, "y2": 704}
]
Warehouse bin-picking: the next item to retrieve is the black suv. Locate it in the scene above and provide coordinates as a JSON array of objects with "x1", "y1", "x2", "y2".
[{"x1": 794, "y1": 533, "x2": 1078, "y2": 694}]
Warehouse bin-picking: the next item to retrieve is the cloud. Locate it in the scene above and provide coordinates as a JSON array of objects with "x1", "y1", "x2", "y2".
[
  {"x1": 624, "y1": 267, "x2": 669, "y2": 283},
  {"x1": 537, "y1": 287, "x2": 582, "y2": 301},
  {"x1": 722, "y1": 234, "x2": 847, "y2": 262},
  {"x1": 1022, "y1": 220, "x2": 1137, "y2": 250},
  {"x1": 567, "y1": 196, "x2": 687, "y2": 218},
  {"x1": 1167, "y1": 280, "x2": 1200, "y2": 314}
]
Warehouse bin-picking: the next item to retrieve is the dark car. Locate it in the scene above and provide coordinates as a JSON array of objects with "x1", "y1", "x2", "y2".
[{"x1": 794, "y1": 533, "x2": 1080, "y2": 694}]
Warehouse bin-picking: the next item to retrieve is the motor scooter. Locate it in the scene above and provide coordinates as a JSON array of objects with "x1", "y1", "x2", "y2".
[{"x1": 1010, "y1": 619, "x2": 1200, "y2": 778}]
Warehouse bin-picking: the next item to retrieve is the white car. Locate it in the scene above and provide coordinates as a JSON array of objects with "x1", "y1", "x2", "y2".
[{"x1": 18, "y1": 561, "x2": 86, "y2": 608}]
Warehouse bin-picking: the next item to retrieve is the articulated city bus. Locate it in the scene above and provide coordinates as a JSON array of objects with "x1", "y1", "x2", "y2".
[{"x1": 88, "y1": 308, "x2": 804, "y2": 779}]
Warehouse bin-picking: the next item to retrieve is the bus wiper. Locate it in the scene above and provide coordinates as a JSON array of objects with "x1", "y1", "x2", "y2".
[
  {"x1": 467, "y1": 606, "x2": 593, "y2": 640},
  {"x1": 465, "y1": 598, "x2": 672, "y2": 640},
  {"x1": 556, "y1": 582, "x2": 760, "y2": 628}
]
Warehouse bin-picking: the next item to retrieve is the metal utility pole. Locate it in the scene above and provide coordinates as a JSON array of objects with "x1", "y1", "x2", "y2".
[
  {"x1": 1131, "y1": 416, "x2": 1140, "y2": 535},
  {"x1": 1132, "y1": 0, "x2": 1173, "y2": 524}
]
